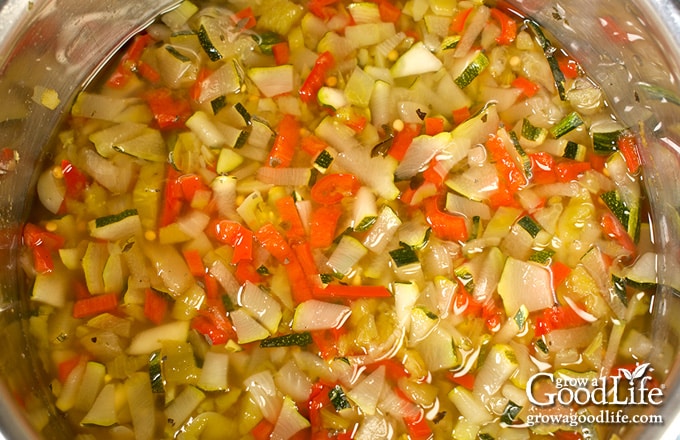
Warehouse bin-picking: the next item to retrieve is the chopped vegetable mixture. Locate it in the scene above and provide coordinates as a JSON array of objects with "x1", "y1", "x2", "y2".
[{"x1": 23, "y1": 0, "x2": 674, "y2": 439}]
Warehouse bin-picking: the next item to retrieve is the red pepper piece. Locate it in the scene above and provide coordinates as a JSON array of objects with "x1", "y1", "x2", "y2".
[
  {"x1": 106, "y1": 33, "x2": 154, "y2": 88},
  {"x1": 268, "y1": 114, "x2": 301, "y2": 168},
  {"x1": 144, "y1": 88, "x2": 192, "y2": 130},
  {"x1": 310, "y1": 173, "x2": 360, "y2": 205},
  {"x1": 73, "y1": 293, "x2": 119, "y2": 319},
  {"x1": 490, "y1": 8, "x2": 518, "y2": 45},
  {"x1": 144, "y1": 288, "x2": 169, "y2": 325},
  {"x1": 313, "y1": 284, "x2": 392, "y2": 299},
  {"x1": 422, "y1": 196, "x2": 468, "y2": 242},
  {"x1": 299, "y1": 51, "x2": 335, "y2": 104},
  {"x1": 61, "y1": 159, "x2": 88, "y2": 199}
]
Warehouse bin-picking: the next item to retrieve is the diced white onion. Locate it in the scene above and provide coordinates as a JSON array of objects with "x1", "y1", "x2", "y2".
[{"x1": 292, "y1": 300, "x2": 352, "y2": 331}]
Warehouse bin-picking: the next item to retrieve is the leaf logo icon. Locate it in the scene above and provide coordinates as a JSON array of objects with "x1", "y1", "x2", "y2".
[
  {"x1": 632, "y1": 363, "x2": 650, "y2": 380},
  {"x1": 618, "y1": 363, "x2": 651, "y2": 385},
  {"x1": 619, "y1": 368, "x2": 634, "y2": 383}
]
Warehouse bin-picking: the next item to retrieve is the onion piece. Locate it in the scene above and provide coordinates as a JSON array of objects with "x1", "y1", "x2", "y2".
[
  {"x1": 292, "y1": 300, "x2": 352, "y2": 332},
  {"x1": 244, "y1": 370, "x2": 282, "y2": 423},
  {"x1": 256, "y1": 167, "x2": 311, "y2": 187},
  {"x1": 347, "y1": 365, "x2": 386, "y2": 416},
  {"x1": 270, "y1": 396, "x2": 311, "y2": 440}
]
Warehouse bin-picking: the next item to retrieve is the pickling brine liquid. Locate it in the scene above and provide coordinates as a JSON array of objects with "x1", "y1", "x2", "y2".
[{"x1": 21, "y1": 0, "x2": 673, "y2": 439}]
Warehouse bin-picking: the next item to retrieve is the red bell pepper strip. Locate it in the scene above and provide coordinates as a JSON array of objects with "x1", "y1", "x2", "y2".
[
  {"x1": 376, "y1": 0, "x2": 401, "y2": 23},
  {"x1": 136, "y1": 61, "x2": 161, "y2": 84},
  {"x1": 310, "y1": 173, "x2": 360, "y2": 205},
  {"x1": 61, "y1": 159, "x2": 88, "y2": 199},
  {"x1": 251, "y1": 419, "x2": 275, "y2": 440},
  {"x1": 554, "y1": 160, "x2": 591, "y2": 182},
  {"x1": 424, "y1": 117, "x2": 444, "y2": 136},
  {"x1": 276, "y1": 196, "x2": 307, "y2": 242},
  {"x1": 255, "y1": 223, "x2": 294, "y2": 263},
  {"x1": 144, "y1": 88, "x2": 192, "y2": 130},
  {"x1": 73, "y1": 293, "x2": 119, "y2": 319},
  {"x1": 449, "y1": 8, "x2": 473, "y2": 34},
  {"x1": 313, "y1": 284, "x2": 392, "y2": 299},
  {"x1": 558, "y1": 56, "x2": 580, "y2": 79},
  {"x1": 511, "y1": 76, "x2": 540, "y2": 98},
  {"x1": 203, "y1": 273, "x2": 220, "y2": 299},
  {"x1": 211, "y1": 220, "x2": 254, "y2": 264},
  {"x1": 309, "y1": 205, "x2": 343, "y2": 249},
  {"x1": 58, "y1": 356, "x2": 83, "y2": 383},
  {"x1": 300, "y1": 134, "x2": 329, "y2": 156},
  {"x1": 389, "y1": 123, "x2": 421, "y2": 161},
  {"x1": 422, "y1": 196, "x2": 468, "y2": 242},
  {"x1": 235, "y1": 261, "x2": 264, "y2": 285},
  {"x1": 600, "y1": 211, "x2": 637, "y2": 255},
  {"x1": 23, "y1": 223, "x2": 65, "y2": 274},
  {"x1": 404, "y1": 411, "x2": 433, "y2": 440},
  {"x1": 144, "y1": 288, "x2": 169, "y2": 325},
  {"x1": 285, "y1": 258, "x2": 315, "y2": 303},
  {"x1": 447, "y1": 371, "x2": 476, "y2": 390},
  {"x1": 490, "y1": 8, "x2": 518, "y2": 45},
  {"x1": 299, "y1": 51, "x2": 335, "y2": 104},
  {"x1": 161, "y1": 167, "x2": 184, "y2": 227},
  {"x1": 178, "y1": 174, "x2": 209, "y2": 202},
  {"x1": 617, "y1": 132, "x2": 642, "y2": 175},
  {"x1": 272, "y1": 42, "x2": 290, "y2": 65},
  {"x1": 106, "y1": 33, "x2": 154, "y2": 88},
  {"x1": 534, "y1": 305, "x2": 587, "y2": 337},
  {"x1": 452, "y1": 106, "x2": 471, "y2": 126},
  {"x1": 182, "y1": 249, "x2": 206, "y2": 277},
  {"x1": 308, "y1": 0, "x2": 341, "y2": 20},
  {"x1": 268, "y1": 114, "x2": 301, "y2": 168},
  {"x1": 190, "y1": 67, "x2": 213, "y2": 101},
  {"x1": 550, "y1": 261, "x2": 572, "y2": 290},
  {"x1": 191, "y1": 300, "x2": 236, "y2": 345},
  {"x1": 486, "y1": 134, "x2": 528, "y2": 192},
  {"x1": 422, "y1": 158, "x2": 447, "y2": 188},
  {"x1": 529, "y1": 152, "x2": 557, "y2": 184},
  {"x1": 233, "y1": 6, "x2": 256, "y2": 29}
]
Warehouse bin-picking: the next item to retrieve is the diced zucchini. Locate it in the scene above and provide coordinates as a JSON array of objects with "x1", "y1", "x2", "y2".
[
  {"x1": 521, "y1": 118, "x2": 548, "y2": 144},
  {"x1": 592, "y1": 128, "x2": 624, "y2": 155},
  {"x1": 389, "y1": 243, "x2": 419, "y2": 267},
  {"x1": 549, "y1": 111, "x2": 584, "y2": 138},
  {"x1": 149, "y1": 350, "x2": 164, "y2": 393},
  {"x1": 313, "y1": 149, "x2": 334, "y2": 173},
  {"x1": 89, "y1": 209, "x2": 142, "y2": 241},
  {"x1": 517, "y1": 215, "x2": 541, "y2": 238},
  {"x1": 562, "y1": 140, "x2": 587, "y2": 161},
  {"x1": 454, "y1": 51, "x2": 490, "y2": 88},
  {"x1": 260, "y1": 332, "x2": 313, "y2": 348},
  {"x1": 600, "y1": 189, "x2": 639, "y2": 240}
]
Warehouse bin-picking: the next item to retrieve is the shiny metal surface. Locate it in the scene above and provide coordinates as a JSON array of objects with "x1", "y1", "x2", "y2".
[
  {"x1": 0, "y1": 1, "x2": 180, "y2": 438},
  {"x1": 0, "y1": 0, "x2": 679, "y2": 438}
]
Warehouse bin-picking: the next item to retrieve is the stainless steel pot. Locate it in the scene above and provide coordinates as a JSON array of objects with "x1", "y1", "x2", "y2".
[{"x1": 0, "y1": 0, "x2": 679, "y2": 438}]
